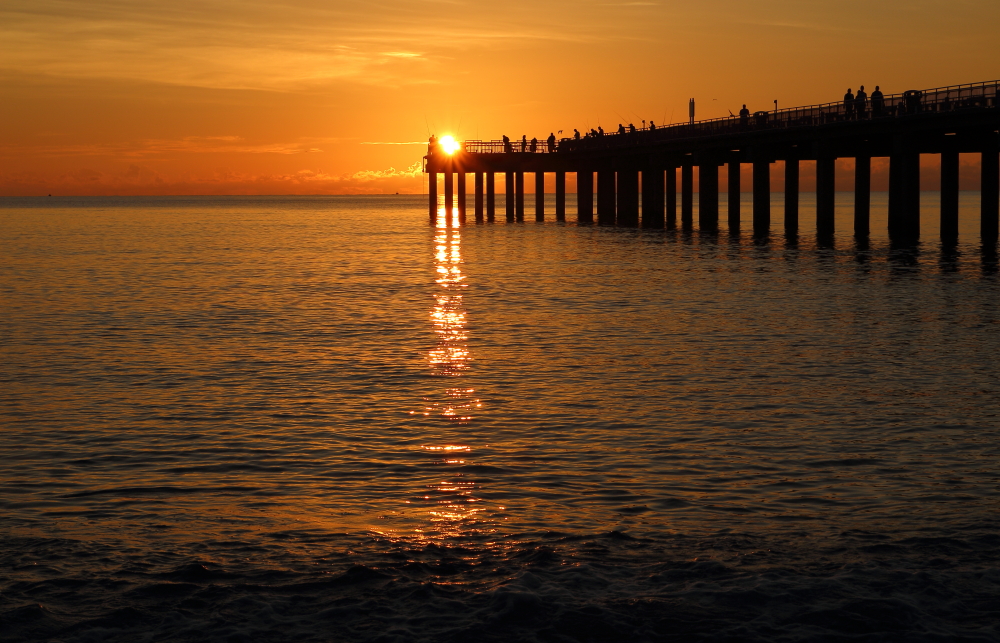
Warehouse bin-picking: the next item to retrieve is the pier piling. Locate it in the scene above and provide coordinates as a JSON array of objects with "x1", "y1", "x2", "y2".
[
  {"x1": 457, "y1": 172, "x2": 466, "y2": 224},
  {"x1": 556, "y1": 172, "x2": 566, "y2": 221},
  {"x1": 854, "y1": 155, "x2": 871, "y2": 237},
  {"x1": 429, "y1": 172, "x2": 438, "y2": 223},
  {"x1": 577, "y1": 171, "x2": 594, "y2": 223},
  {"x1": 666, "y1": 167, "x2": 677, "y2": 230},
  {"x1": 940, "y1": 149, "x2": 959, "y2": 241},
  {"x1": 983, "y1": 134, "x2": 1000, "y2": 243},
  {"x1": 752, "y1": 160, "x2": 770, "y2": 236},
  {"x1": 681, "y1": 162, "x2": 693, "y2": 230},
  {"x1": 618, "y1": 169, "x2": 639, "y2": 226},
  {"x1": 535, "y1": 172, "x2": 545, "y2": 221},
  {"x1": 699, "y1": 161, "x2": 719, "y2": 231},
  {"x1": 515, "y1": 172, "x2": 525, "y2": 222},
  {"x1": 505, "y1": 172, "x2": 515, "y2": 222},
  {"x1": 444, "y1": 171, "x2": 454, "y2": 222},
  {"x1": 642, "y1": 168, "x2": 665, "y2": 228},
  {"x1": 784, "y1": 157, "x2": 799, "y2": 234},
  {"x1": 486, "y1": 172, "x2": 496, "y2": 222},
  {"x1": 728, "y1": 158, "x2": 741, "y2": 232},
  {"x1": 474, "y1": 173, "x2": 484, "y2": 223},
  {"x1": 816, "y1": 157, "x2": 835, "y2": 237}
]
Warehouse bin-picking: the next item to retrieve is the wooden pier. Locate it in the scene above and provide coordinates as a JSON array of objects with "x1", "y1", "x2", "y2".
[{"x1": 424, "y1": 80, "x2": 1000, "y2": 242}]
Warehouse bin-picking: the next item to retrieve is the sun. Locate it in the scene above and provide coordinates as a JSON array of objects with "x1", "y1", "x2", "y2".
[{"x1": 439, "y1": 135, "x2": 461, "y2": 155}]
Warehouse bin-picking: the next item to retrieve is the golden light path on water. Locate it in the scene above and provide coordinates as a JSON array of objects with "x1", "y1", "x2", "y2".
[{"x1": 392, "y1": 203, "x2": 496, "y2": 547}]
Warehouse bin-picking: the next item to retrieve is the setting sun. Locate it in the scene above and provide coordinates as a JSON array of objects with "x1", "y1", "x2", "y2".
[{"x1": 439, "y1": 135, "x2": 461, "y2": 155}]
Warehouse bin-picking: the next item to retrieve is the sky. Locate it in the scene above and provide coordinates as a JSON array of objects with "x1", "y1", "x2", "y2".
[{"x1": 1, "y1": 0, "x2": 998, "y2": 196}]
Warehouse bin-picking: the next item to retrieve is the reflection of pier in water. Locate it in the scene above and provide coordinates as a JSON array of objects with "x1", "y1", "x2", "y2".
[{"x1": 424, "y1": 79, "x2": 1000, "y2": 243}]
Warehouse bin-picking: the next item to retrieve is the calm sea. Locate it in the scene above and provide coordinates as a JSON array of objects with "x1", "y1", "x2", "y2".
[{"x1": 2, "y1": 193, "x2": 999, "y2": 642}]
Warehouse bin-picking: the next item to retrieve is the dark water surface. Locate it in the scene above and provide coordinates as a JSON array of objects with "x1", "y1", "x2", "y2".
[{"x1": 2, "y1": 194, "x2": 999, "y2": 642}]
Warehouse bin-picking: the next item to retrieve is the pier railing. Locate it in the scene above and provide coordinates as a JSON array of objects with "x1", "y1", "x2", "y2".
[{"x1": 457, "y1": 80, "x2": 1000, "y2": 155}]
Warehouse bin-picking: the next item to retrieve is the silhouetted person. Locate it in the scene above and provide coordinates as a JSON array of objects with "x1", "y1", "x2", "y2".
[
  {"x1": 574, "y1": 129, "x2": 581, "y2": 140},
  {"x1": 628, "y1": 123, "x2": 636, "y2": 133},
  {"x1": 870, "y1": 86, "x2": 884, "y2": 117},
  {"x1": 598, "y1": 126, "x2": 604, "y2": 136},
  {"x1": 428, "y1": 134, "x2": 438, "y2": 155},
  {"x1": 649, "y1": 120, "x2": 656, "y2": 130},
  {"x1": 855, "y1": 85, "x2": 868, "y2": 119},
  {"x1": 739, "y1": 104, "x2": 750, "y2": 127},
  {"x1": 530, "y1": 137, "x2": 538, "y2": 153},
  {"x1": 503, "y1": 135, "x2": 511, "y2": 153},
  {"x1": 521, "y1": 135, "x2": 527, "y2": 152},
  {"x1": 547, "y1": 133, "x2": 556, "y2": 152},
  {"x1": 617, "y1": 123, "x2": 625, "y2": 135},
  {"x1": 844, "y1": 88, "x2": 855, "y2": 120}
]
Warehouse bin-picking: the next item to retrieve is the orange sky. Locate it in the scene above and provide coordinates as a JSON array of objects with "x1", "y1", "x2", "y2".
[{"x1": 2, "y1": 0, "x2": 998, "y2": 196}]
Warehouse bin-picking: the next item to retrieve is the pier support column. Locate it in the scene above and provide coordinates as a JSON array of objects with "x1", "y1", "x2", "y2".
[
  {"x1": 889, "y1": 152, "x2": 920, "y2": 240},
  {"x1": 535, "y1": 172, "x2": 545, "y2": 221},
  {"x1": 474, "y1": 173, "x2": 484, "y2": 223},
  {"x1": 505, "y1": 172, "x2": 515, "y2": 222},
  {"x1": 728, "y1": 159, "x2": 741, "y2": 232},
  {"x1": 555, "y1": 172, "x2": 566, "y2": 221},
  {"x1": 515, "y1": 172, "x2": 525, "y2": 222},
  {"x1": 784, "y1": 157, "x2": 799, "y2": 234},
  {"x1": 666, "y1": 167, "x2": 677, "y2": 230},
  {"x1": 617, "y1": 169, "x2": 639, "y2": 226},
  {"x1": 457, "y1": 172, "x2": 467, "y2": 224},
  {"x1": 444, "y1": 171, "x2": 454, "y2": 223},
  {"x1": 486, "y1": 173, "x2": 496, "y2": 223},
  {"x1": 577, "y1": 170, "x2": 594, "y2": 223},
  {"x1": 816, "y1": 157, "x2": 835, "y2": 237},
  {"x1": 681, "y1": 163, "x2": 693, "y2": 230},
  {"x1": 940, "y1": 149, "x2": 959, "y2": 241},
  {"x1": 982, "y1": 134, "x2": 999, "y2": 244},
  {"x1": 642, "y1": 168, "x2": 664, "y2": 228},
  {"x1": 855, "y1": 156, "x2": 871, "y2": 237},
  {"x1": 598, "y1": 170, "x2": 616, "y2": 225},
  {"x1": 429, "y1": 172, "x2": 438, "y2": 223},
  {"x1": 699, "y1": 162, "x2": 719, "y2": 232},
  {"x1": 752, "y1": 160, "x2": 770, "y2": 236}
]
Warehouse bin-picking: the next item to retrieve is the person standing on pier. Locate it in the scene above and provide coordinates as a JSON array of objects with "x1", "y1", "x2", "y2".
[
  {"x1": 574, "y1": 129, "x2": 581, "y2": 140},
  {"x1": 871, "y1": 86, "x2": 884, "y2": 117},
  {"x1": 856, "y1": 85, "x2": 868, "y2": 119},
  {"x1": 649, "y1": 120, "x2": 656, "y2": 130},
  {"x1": 739, "y1": 104, "x2": 750, "y2": 128},
  {"x1": 628, "y1": 123, "x2": 636, "y2": 133},
  {"x1": 428, "y1": 134, "x2": 438, "y2": 155},
  {"x1": 598, "y1": 126, "x2": 604, "y2": 136},
  {"x1": 503, "y1": 135, "x2": 511, "y2": 153},
  {"x1": 547, "y1": 133, "x2": 556, "y2": 152},
  {"x1": 844, "y1": 88, "x2": 855, "y2": 120},
  {"x1": 530, "y1": 137, "x2": 538, "y2": 153},
  {"x1": 521, "y1": 135, "x2": 527, "y2": 152}
]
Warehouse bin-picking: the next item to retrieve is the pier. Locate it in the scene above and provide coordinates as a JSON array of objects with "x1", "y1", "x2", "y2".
[{"x1": 424, "y1": 80, "x2": 1000, "y2": 242}]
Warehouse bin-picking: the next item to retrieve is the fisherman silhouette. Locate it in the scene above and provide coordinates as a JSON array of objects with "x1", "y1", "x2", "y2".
[
  {"x1": 649, "y1": 120, "x2": 656, "y2": 130},
  {"x1": 428, "y1": 134, "x2": 438, "y2": 154},
  {"x1": 871, "y1": 86, "x2": 884, "y2": 117},
  {"x1": 530, "y1": 137, "x2": 538, "y2": 153},
  {"x1": 503, "y1": 134, "x2": 511, "y2": 153},
  {"x1": 617, "y1": 124, "x2": 626, "y2": 135},
  {"x1": 598, "y1": 126, "x2": 604, "y2": 136},
  {"x1": 844, "y1": 88, "x2": 855, "y2": 120},
  {"x1": 574, "y1": 129, "x2": 581, "y2": 140},
  {"x1": 547, "y1": 133, "x2": 556, "y2": 152},
  {"x1": 628, "y1": 123, "x2": 636, "y2": 133},
  {"x1": 521, "y1": 135, "x2": 527, "y2": 152},
  {"x1": 855, "y1": 85, "x2": 868, "y2": 119},
  {"x1": 739, "y1": 104, "x2": 750, "y2": 127}
]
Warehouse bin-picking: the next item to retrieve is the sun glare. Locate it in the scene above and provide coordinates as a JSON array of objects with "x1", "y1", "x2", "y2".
[{"x1": 439, "y1": 135, "x2": 461, "y2": 155}]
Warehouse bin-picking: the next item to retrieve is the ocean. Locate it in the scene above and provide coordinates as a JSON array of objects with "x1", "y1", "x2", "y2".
[{"x1": 2, "y1": 193, "x2": 999, "y2": 642}]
